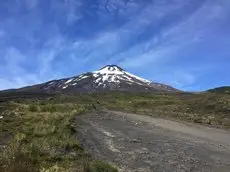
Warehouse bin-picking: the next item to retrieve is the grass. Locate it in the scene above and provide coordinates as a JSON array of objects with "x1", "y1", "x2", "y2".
[
  {"x1": 0, "y1": 101, "x2": 117, "y2": 172},
  {"x1": 1, "y1": 91, "x2": 230, "y2": 171},
  {"x1": 84, "y1": 161, "x2": 118, "y2": 172},
  {"x1": 90, "y1": 92, "x2": 230, "y2": 128},
  {"x1": 208, "y1": 86, "x2": 230, "y2": 94}
]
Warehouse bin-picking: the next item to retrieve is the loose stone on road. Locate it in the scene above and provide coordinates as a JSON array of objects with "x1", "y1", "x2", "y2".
[{"x1": 76, "y1": 111, "x2": 230, "y2": 172}]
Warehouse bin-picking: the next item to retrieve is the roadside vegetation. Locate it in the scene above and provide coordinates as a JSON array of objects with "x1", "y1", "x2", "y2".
[
  {"x1": 96, "y1": 92, "x2": 230, "y2": 128},
  {"x1": 0, "y1": 98, "x2": 117, "y2": 172},
  {"x1": 0, "y1": 91, "x2": 230, "y2": 171}
]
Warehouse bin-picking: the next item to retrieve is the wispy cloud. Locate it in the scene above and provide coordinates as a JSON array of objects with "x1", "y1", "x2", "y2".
[
  {"x1": 0, "y1": 47, "x2": 40, "y2": 90},
  {"x1": 0, "y1": 0, "x2": 230, "y2": 91}
]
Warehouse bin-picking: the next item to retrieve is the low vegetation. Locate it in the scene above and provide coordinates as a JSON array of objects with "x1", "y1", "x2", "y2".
[
  {"x1": 0, "y1": 100, "x2": 117, "y2": 172},
  {"x1": 96, "y1": 92, "x2": 230, "y2": 128},
  {"x1": 208, "y1": 86, "x2": 230, "y2": 94},
  {"x1": 1, "y1": 91, "x2": 230, "y2": 171}
]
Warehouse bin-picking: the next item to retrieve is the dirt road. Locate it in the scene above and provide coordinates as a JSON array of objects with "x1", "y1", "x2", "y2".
[{"x1": 76, "y1": 111, "x2": 230, "y2": 172}]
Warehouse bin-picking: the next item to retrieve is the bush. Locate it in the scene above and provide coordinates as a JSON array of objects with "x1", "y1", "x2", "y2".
[
  {"x1": 1, "y1": 152, "x2": 38, "y2": 172},
  {"x1": 40, "y1": 104, "x2": 56, "y2": 113},
  {"x1": 28, "y1": 104, "x2": 39, "y2": 112},
  {"x1": 85, "y1": 161, "x2": 118, "y2": 172}
]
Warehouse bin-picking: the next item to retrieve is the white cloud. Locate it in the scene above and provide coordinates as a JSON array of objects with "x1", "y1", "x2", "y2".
[
  {"x1": 52, "y1": 0, "x2": 229, "y2": 73},
  {"x1": 115, "y1": 0, "x2": 229, "y2": 71},
  {"x1": 65, "y1": 0, "x2": 83, "y2": 24},
  {"x1": 4, "y1": 47, "x2": 26, "y2": 74},
  {"x1": 0, "y1": 0, "x2": 229, "y2": 91},
  {"x1": 119, "y1": 44, "x2": 178, "y2": 68},
  {"x1": 0, "y1": 47, "x2": 40, "y2": 90},
  {"x1": 37, "y1": 34, "x2": 67, "y2": 78}
]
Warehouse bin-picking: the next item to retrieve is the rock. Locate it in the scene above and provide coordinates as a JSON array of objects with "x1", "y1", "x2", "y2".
[{"x1": 130, "y1": 139, "x2": 142, "y2": 143}]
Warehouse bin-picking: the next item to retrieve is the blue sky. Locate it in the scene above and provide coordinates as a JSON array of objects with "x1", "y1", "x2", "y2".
[{"x1": 0, "y1": 0, "x2": 230, "y2": 91}]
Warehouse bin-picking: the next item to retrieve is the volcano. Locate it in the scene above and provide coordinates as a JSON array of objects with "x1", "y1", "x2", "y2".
[{"x1": 15, "y1": 65, "x2": 178, "y2": 93}]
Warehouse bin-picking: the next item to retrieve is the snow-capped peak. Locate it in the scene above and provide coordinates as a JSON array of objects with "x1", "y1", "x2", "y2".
[
  {"x1": 20, "y1": 64, "x2": 177, "y2": 93},
  {"x1": 92, "y1": 65, "x2": 152, "y2": 86},
  {"x1": 93, "y1": 65, "x2": 124, "y2": 75}
]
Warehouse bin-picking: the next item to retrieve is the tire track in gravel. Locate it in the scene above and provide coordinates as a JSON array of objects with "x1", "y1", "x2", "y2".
[{"x1": 76, "y1": 111, "x2": 230, "y2": 172}]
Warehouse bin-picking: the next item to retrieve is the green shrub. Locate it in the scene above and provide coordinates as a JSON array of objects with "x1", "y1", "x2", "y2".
[
  {"x1": 0, "y1": 151, "x2": 39, "y2": 172},
  {"x1": 40, "y1": 104, "x2": 57, "y2": 113},
  {"x1": 85, "y1": 161, "x2": 118, "y2": 172},
  {"x1": 28, "y1": 104, "x2": 39, "y2": 112}
]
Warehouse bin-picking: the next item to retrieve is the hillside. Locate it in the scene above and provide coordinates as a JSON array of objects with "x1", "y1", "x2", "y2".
[
  {"x1": 5, "y1": 65, "x2": 178, "y2": 94},
  {"x1": 208, "y1": 86, "x2": 230, "y2": 94}
]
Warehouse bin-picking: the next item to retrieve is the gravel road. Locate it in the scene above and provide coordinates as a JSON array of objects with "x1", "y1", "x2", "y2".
[{"x1": 76, "y1": 111, "x2": 230, "y2": 172}]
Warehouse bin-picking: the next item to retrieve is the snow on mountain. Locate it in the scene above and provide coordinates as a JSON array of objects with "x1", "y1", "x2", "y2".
[
  {"x1": 18, "y1": 65, "x2": 178, "y2": 93},
  {"x1": 91, "y1": 65, "x2": 152, "y2": 88}
]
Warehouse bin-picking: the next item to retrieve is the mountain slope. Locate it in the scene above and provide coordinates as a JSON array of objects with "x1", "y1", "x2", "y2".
[
  {"x1": 17, "y1": 65, "x2": 178, "y2": 93},
  {"x1": 208, "y1": 86, "x2": 230, "y2": 94}
]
